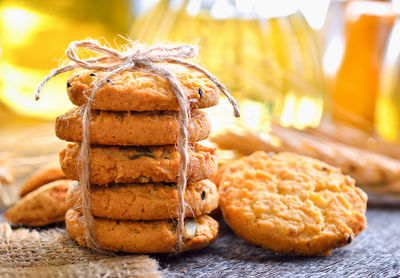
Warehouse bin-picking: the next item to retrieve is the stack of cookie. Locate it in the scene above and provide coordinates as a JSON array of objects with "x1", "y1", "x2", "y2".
[{"x1": 56, "y1": 64, "x2": 221, "y2": 253}]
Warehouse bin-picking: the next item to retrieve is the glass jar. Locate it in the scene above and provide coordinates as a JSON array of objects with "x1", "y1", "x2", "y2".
[
  {"x1": 130, "y1": 0, "x2": 325, "y2": 131},
  {"x1": 322, "y1": 0, "x2": 396, "y2": 131},
  {"x1": 375, "y1": 15, "x2": 400, "y2": 142}
]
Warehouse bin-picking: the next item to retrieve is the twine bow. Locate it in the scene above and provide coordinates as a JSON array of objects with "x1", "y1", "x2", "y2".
[{"x1": 35, "y1": 39, "x2": 240, "y2": 252}]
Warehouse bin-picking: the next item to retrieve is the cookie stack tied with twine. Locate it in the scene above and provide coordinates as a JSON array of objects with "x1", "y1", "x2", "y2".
[{"x1": 35, "y1": 40, "x2": 239, "y2": 253}]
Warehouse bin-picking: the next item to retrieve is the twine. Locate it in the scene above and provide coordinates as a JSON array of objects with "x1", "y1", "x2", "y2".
[{"x1": 35, "y1": 39, "x2": 240, "y2": 252}]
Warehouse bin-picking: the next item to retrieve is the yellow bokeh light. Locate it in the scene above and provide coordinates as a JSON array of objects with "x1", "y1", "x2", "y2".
[
  {"x1": 280, "y1": 93, "x2": 296, "y2": 127},
  {"x1": 280, "y1": 93, "x2": 322, "y2": 128},
  {"x1": 1, "y1": 6, "x2": 42, "y2": 45},
  {"x1": 296, "y1": 97, "x2": 322, "y2": 128}
]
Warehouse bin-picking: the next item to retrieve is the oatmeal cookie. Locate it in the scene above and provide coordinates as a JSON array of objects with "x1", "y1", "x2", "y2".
[
  {"x1": 66, "y1": 65, "x2": 219, "y2": 111},
  {"x1": 60, "y1": 143, "x2": 217, "y2": 184},
  {"x1": 66, "y1": 209, "x2": 219, "y2": 253},
  {"x1": 19, "y1": 164, "x2": 66, "y2": 197},
  {"x1": 5, "y1": 179, "x2": 73, "y2": 226},
  {"x1": 219, "y1": 151, "x2": 367, "y2": 256},
  {"x1": 55, "y1": 107, "x2": 210, "y2": 146},
  {"x1": 67, "y1": 180, "x2": 218, "y2": 220},
  {"x1": 209, "y1": 164, "x2": 228, "y2": 188}
]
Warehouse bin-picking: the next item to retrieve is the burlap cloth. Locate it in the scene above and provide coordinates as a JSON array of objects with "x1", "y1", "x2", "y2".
[{"x1": 0, "y1": 223, "x2": 161, "y2": 278}]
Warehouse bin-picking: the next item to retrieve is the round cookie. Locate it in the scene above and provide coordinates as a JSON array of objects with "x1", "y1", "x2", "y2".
[
  {"x1": 60, "y1": 143, "x2": 217, "y2": 184},
  {"x1": 66, "y1": 64, "x2": 219, "y2": 111},
  {"x1": 219, "y1": 151, "x2": 367, "y2": 256},
  {"x1": 65, "y1": 209, "x2": 219, "y2": 253},
  {"x1": 67, "y1": 180, "x2": 219, "y2": 220},
  {"x1": 55, "y1": 107, "x2": 210, "y2": 146}
]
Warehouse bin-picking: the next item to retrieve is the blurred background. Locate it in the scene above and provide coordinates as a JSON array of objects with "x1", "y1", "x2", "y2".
[{"x1": 1, "y1": 0, "x2": 400, "y2": 206}]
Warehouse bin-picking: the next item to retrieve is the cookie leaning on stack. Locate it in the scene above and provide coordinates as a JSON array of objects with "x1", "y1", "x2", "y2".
[{"x1": 57, "y1": 66, "x2": 221, "y2": 253}]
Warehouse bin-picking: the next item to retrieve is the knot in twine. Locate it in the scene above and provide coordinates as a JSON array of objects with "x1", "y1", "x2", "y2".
[{"x1": 35, "y1": 39, "x2": 240, "y2": 252}]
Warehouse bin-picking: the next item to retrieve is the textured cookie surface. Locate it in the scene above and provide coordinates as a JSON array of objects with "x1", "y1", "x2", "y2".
[
  {"x1": 66, "y1": 209, "x2": 219, "y2": 253},
  {"x1": 67, "y1": 65, "x2": 219, "y2": 111},
  {"x1": 219, "y1": 151, "x2": 367, "y2": 256},
  {"x1": 67, "y1": 180, "x2": 218, "y2": 220},
  {"x1": 19, "y1": 164, "x2": 66, "y2": 197},
  {"x1": 209, "y1": 164, "x2": 228, "y2": 188},
  {"x1": 5, "y1": 180, "x2": 73, "y2": 226},
  {"x1": 56, "y1": 107, "x2": 210, "y2": 146},
  {"x1": 60, "y1": 143, "x2": 217, "y2": 184}
]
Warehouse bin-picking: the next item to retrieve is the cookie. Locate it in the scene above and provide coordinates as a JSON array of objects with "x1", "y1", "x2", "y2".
[
  {"x1": 219, "y1": 151, "x2": 367, "y2": 256},
  {"x1": 208, "y1": 165, "x2": 229, "y2": 219},
  {"x1": 67, "y1": 180, "x2": 218, "y2": 220},
  {"x1": 65, "y1": 209, "x2": 219, "y2": 253},
  {"x1": 19, "y1": 164, "x2": 66, "y2": 197},
  {"x1": 60, "y1": 143, "x2": 217, "y2": 184},
  {"x1": 56, "y1": 107, "x2": 210, "y2": 146},
  {"x1": 209, "y1": 164, "x2": 228, "y2": 188},
  {"x1": 66, "y1": 65, "x2": 219, "y2": 111},
  {"x1": 5, "y1": 179, "x2": 73, "y2": 226}
]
